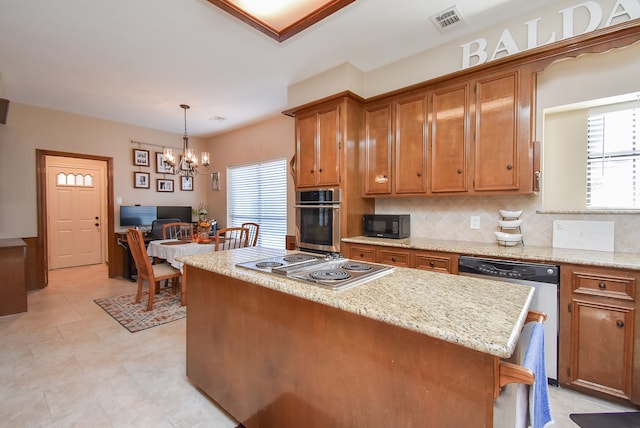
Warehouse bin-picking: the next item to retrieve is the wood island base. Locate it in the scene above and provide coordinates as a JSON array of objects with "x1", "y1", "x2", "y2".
[{"x1": 186, "y1": 266, "x2": 499, "y2": 427}]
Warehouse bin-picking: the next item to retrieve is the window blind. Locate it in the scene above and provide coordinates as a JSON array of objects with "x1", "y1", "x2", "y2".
[
  {"x1": 586, "y1": 105, "x2": 639, "y2": 209},
  {"x1": 227, "y1": 158, "x2": 287, "y2": 248}
]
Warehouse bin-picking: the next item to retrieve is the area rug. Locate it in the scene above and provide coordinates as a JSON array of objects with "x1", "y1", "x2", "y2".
[
  {"x1": 94, "y1": 289, "x2": 186, "y2": 333},
  {"x1": 569, "y1": 411, "x2": 640, "y2": 428}
]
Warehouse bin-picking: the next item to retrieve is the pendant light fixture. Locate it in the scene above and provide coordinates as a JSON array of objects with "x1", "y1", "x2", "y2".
[{"x1": 162, "y1": 104, "x2": 210, "y2": 176}]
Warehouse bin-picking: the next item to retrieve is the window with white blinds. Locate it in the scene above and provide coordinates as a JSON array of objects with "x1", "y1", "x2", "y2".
[
  {"x1": 227, "y1": 158, "x2": 287, "y2": 248},
  {"x1": 587, "y1": 104, "x2": 639, "y2": 209}
]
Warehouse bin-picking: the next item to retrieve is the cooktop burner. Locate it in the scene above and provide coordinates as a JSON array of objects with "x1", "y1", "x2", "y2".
[
  {"x1": 309, "y1": 269, "x2": 352, "y2": 281},
  {"x1": 342, "y1": 262, "x2": 373, "y2": 272},
  {"x1": 256, "y1": 261, "x2": 284, "y2": 268},
  {"x1": 283, "y1": 254, "x2": 317, "y2": 263},
  {"x1": 235, "y1": 253, "x2": 395, "y2": 292}
]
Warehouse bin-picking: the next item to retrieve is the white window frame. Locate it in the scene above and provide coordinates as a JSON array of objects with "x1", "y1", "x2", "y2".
[
  {"x1": 586, "y1": 101, "x2": 640, "y2": 210},
  {"x1": 227, "y1": 158, "x2": 288, "y2": 249}
]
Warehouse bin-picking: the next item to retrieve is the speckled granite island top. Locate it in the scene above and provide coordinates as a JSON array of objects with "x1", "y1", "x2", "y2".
[
  {"x1": 179, "y1": 246, "x2": 534, "y2": 359},
  {"x1": 343, "y1": 236, "x2": 640, "y2": 270}
]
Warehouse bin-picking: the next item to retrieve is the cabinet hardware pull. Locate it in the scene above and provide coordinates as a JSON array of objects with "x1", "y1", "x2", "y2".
[
  {"x1": 616, "y1": 320, "x2": 624, "y2": 328},
  {"x1": 429, "y1": 261, "x2": 435, "y2": 267},
  {"x1": 310, "y1": 169, "x2": 314, "y2": 173},
  {"x1": 598, "y1": 282, "x2": 606, "y2": 289},
  {"x1": 506, "y1": 164, "x2": 513, "y2": 170},
  {"x1": 457, "y1": 169, "x2": 463, "y2": 174},
  {"x1": 417, "y1": 172, "x2": 422, "y2": 177},
  {"x1": 319, "y1": 168, "x2": 323, "y2": 172},
  {"x1": 391, "y1": 257, "x2": 397, "y2": 262}
]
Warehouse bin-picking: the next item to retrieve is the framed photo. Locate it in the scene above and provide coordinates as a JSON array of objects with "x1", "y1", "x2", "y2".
[
  {"x1": 211, "y1": 172, "x2": 220, "y2": 191},
  {"x1": 157, "y1": 179, "x2": 174, "y2": 192},
  {"x1": 133, "y1": 148, "x2": 150, "y2": 166},
  {"x1": 180, "y1": 158, "x2": 190, "y2": 171},
  {"x1": 156, "y1": 152, "x2": 174, "y2": 173},
  {"x1": 181, "y1": 176, "x2": 193, "y2": 191},
  {"x1": 133, "y1": 172, "x2": 150, "y2": 189}
]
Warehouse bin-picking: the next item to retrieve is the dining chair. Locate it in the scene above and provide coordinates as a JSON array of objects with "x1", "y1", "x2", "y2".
[
  {"x1": 150, "y1": 218, "x2": 181, "y2": 240},
  {"x1": 214, "y1": 227, "x2": 249, "y2": 251},
  {"x1": 241, "y1": 222, "x2": 259, "y2": 247},
  {"x1": 126, "y1": 228, "x2": 183, "y2": 311},
  {"x1": 162, "y1": 222, "x2": 194, "y2": 240}
]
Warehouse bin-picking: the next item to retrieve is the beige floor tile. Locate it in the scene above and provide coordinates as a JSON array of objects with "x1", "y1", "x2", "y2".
[{"x1": 2, "y1": 263, "x2": 637, "y2": 427}]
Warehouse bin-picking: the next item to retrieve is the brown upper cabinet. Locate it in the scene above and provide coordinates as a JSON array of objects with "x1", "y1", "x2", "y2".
[
  {"x1": 363, "y1": 66, "x2": 535, "y2": 197},
  {"x1": 363, "y1": 92, "x2": 429, "y2": 196},
  {"x1": 472, "y1": 68, "x2": 531, "y2": 193},
  {"x1": 430, "y1": 82, "x2": 470, "y2": 193},
  {"x1": 295, "y1": 104, "x2": 341, "y2": 188}
]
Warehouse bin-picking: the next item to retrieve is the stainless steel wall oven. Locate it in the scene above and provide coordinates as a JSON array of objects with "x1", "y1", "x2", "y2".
[{"x1": 295, "y1": 189, "x2": 341, "y2": 254}]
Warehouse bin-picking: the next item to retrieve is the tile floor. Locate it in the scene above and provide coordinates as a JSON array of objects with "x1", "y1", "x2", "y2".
[{"x1": 0, "y1": 264, "x2": 636, "y2": 427}]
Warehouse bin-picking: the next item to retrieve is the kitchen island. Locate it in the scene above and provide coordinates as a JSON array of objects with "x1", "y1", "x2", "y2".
[{"x1": 180, "y1": 247, "x2": 535, "y2": 428}]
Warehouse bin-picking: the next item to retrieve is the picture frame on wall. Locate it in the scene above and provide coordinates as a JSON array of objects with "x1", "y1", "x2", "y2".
[
  {"x1": 211, "y1": 172, "x2": 220, "y2": 191},
  {"x1": 156, "y1": 152, "x2": 174, "y2": 173},
  {"x1": 133, "y1": 172, "x2": 150, "y2": 189},
  {"x1": 157, "y1": 179, "x2": 174, "y2": 192},
  {"x1": 133, "y1": 148, "x2": 150, "y2": 166},
  {"x1": 181, "y1": 176, "x2": 193, "y2": 191}
]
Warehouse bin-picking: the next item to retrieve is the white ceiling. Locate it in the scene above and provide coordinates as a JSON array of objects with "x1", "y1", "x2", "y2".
[{"x1": 0, "y1": 0, "x2": 556, "y2": 137}]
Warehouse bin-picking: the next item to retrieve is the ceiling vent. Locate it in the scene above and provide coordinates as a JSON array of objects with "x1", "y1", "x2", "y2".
[{"x1": 430, "y1": 5, "x2": 466, "y2": 33}]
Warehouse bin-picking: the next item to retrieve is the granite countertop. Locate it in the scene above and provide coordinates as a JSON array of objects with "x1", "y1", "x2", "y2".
[
  {"x1": 342, "y1": 236, "x2": 640, "y2": 270},
  {"x1": 179, "y1": 247, "x2": 534, "y2": 359}
]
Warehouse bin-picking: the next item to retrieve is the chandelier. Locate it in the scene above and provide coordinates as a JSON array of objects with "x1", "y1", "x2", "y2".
[{"x1": 162, "y1": 104, "x2": 210, "y2": 176}]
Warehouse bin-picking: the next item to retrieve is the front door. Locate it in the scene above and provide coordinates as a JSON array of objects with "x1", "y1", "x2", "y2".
[{"x1": 46, "y1": 156, "x2": 105, "y2": 269}]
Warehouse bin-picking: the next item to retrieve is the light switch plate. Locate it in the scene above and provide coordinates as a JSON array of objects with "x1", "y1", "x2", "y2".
[{"x1": 470, "y1": 216, "x2": 480, "y2": 230}]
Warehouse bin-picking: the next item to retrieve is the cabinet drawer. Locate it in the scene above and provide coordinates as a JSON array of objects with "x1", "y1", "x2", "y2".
[
  {"x1": 415, "y1": 253, "x2": 452, "y2": 273},
  {"x1": 377, "y1": 249, "x2": 411, "y2": 267},
  {"x1": 572, "y1": 271, "x2": 635, "y2": 301},
  {"x1": 349, "y1": 245, "x2": 376, "y2": 262}
]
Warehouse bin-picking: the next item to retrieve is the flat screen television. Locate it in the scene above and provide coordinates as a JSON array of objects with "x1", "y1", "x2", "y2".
[
  {"x1": 157, "y1": 206, "x2": 192, "y2": 223},
  {"x1": 120, "y1": 205, "x2": 157, "y2": 227}
]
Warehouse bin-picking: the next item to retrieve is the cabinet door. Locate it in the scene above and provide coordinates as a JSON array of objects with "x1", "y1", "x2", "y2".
[
  {"x1": 364, "y1": 103, "x2": 392, "y2": 195},
  {"x1": 395, "y1": 94, "x2": 427, "y2": 194},
  {"x1": 431, "y1": 84, "x2": 469, "y2": 193},
  {"x1": 317, "y1": 106, "x2": 341, "y2": 187},
  {"x1": 377, "y1": 248, "x2": 412, "y2": 267},
  {"x1": 569, "y1": 299, "x2": 634, "y2": 400},
  {"x1": 347, "y1": 245, "x2": 376, "y2": 262},
  {"x1": 473, "y1": 70, "x2": 519, "y2": 191},
  {"x1": 296, "y1": 112, "x2": 318, "y2": 188}
]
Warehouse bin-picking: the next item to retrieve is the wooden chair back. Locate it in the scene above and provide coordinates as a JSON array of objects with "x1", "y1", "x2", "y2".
[
  {"x1": 241, "y1": 222, "x2": 260, "y2": 247},
  {"x1": 214, "y1": 227, "x2": 249, "y2": 251},
  {"x1": 162, "y1": 222, "x2": 193, "y2": 240},
  {"x1": 127, "y1": 228, "x2": 153, "y2": 280},
  {"x1": 127, "y1": 228, "x2": 182, "y2": 311}
]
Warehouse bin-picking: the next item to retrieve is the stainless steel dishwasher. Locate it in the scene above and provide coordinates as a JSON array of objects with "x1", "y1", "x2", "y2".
[{"x1": 458, "y1": 255, "x2": 559, "y2": 383}]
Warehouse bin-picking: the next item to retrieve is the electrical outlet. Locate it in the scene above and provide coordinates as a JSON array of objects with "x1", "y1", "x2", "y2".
[{"x1": 470, "y1": 216, "x2": 480, "y2": 230}]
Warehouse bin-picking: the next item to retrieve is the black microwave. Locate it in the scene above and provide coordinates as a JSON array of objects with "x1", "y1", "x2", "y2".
[{"x1": 362, "y1": 215, "x2": 410, "y2": 239}]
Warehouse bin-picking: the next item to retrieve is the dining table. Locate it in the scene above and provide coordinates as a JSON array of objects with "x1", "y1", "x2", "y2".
[{"x1": 147, "y1": 239, "x2": 217, "y2": 271}]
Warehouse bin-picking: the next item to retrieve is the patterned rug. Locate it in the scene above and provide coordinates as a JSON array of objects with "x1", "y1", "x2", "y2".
[{"x1": 94, "y1": 289, "x2": 186, "y2": 333}]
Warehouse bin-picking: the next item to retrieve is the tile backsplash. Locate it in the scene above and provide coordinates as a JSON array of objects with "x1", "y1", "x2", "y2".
[{"x1": 375, "y1": 194, "x2": 640, "y2": 254}]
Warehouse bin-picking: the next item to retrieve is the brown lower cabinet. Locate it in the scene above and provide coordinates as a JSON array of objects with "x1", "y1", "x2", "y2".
[
  {"x1": 186, "y1": 266, "x2": 499, "y2": 427},
  {"x1": 559, "y1": 263, "x2": 639, "y2": 405},
  {"x1": 342, "y1": 242, "x2": 458, "y2": 273}
]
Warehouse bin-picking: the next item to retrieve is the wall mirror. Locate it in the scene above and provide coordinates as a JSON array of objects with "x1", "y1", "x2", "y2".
[{"x1": 537, "y1": 40, "x2": 640, "y2": 212}]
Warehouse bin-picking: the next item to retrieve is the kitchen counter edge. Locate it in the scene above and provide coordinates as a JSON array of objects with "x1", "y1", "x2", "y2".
[
  {"x1": 343, "y1": 236, "x2": 640, "y2": 270},
  {"x1": 179, "y1": 247, "x2": 534, "y2": 359}
]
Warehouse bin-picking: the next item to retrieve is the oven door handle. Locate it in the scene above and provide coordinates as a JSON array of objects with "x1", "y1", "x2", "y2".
[{"x1": 294, "y1": 204, "x2": 341, "y2": 209}]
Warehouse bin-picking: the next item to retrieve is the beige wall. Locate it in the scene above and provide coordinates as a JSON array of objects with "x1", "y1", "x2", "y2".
[
  {"x1": 0, "y1": 103, "x2": 208, "y2": 238},
  {"x1": 204, "y1": 114, "x2": 295, "y2": 233}
]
